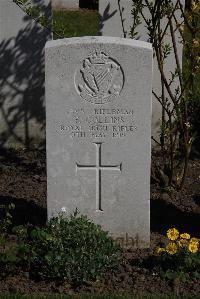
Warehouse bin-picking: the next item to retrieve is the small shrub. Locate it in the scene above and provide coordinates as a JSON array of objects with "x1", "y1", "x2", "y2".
[
  {"x1": 0, "y1": 203, "x2": 19, "y2": 275},
  {"x1": 28, "y1": 210, "x2": 121, "y2": 285},
  {"x1": 155, "y1": 228, "x2": 200, "y2": 281}
]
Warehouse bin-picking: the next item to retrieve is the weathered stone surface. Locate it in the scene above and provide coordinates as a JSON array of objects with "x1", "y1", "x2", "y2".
[
  {"x1": 46, "y1": 36, "x2": 153, "y2": 247},
  {"x1": 0, "y1": 0, "x2": 51, "y2": 148},
  {"x1": 99, "y1": 0, "x2": 185, "y2": 141}
]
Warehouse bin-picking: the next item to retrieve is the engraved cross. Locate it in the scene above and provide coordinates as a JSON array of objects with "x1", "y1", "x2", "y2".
[{"x1": 76, "y1": 142, "x2": 122, "y2": 211}]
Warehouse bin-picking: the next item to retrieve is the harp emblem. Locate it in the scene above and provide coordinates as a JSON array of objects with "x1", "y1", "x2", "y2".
[{"x1": 75, "y1": 51, "x2": 124, "y2": 104}]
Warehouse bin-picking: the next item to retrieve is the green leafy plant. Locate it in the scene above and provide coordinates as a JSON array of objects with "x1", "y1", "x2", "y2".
[
  {"x1": 27, "y1": 210, "x2": 121, "y2": 285},
  {"x1": 0, "y1": 207, "x2": 121, "y2": 284},
  {"x1": 0, "y1": 203, "x2": 15, "y2": 233},
  {"x1": 155, "y1": 228, "x2": 200, "y2": 282}
]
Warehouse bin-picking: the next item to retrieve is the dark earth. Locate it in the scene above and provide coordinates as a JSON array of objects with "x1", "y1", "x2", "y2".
[{"x1": 0, "y1": 147, "x2": 199, "y2": 297}]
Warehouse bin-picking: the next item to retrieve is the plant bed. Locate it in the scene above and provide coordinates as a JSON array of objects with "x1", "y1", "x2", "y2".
[{"x1": 0, "y1": 148, "x2": 199, "y2": 297}]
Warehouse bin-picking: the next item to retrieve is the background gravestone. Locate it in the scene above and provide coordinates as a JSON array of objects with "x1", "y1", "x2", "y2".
[
  {"x1": 79, "y1": 0, "x2": 98, "y2": 10},
  {"x1": 52, "y1": 0, "x2": 79, "y2": 10},
  {"x1": 46, "y1": 36, "x2": 153, "y2": 248},
  {"x1": 52, "y1": 0, "x2": 98, "y2": 10},
  {"x1": 0, "y1": 0, "x2": 51, "y2": 148},
  {"x1": 99, "y1": 0, "x2": 185, "y2": 141}
]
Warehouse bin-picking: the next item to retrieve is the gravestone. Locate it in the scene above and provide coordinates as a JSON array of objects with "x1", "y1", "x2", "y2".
[
  {"x1": 99, "y1": 0, "x2": 185, "y2": 140},
  {"x1": 46, "y1": 36, "x2": 153, "y2": 248},
  {"x1": 0, "y1": 0, "x2": 51, "y2": 148},
  {"x1": 52, "y1": 0, "x2": 79, "y2": 10}
]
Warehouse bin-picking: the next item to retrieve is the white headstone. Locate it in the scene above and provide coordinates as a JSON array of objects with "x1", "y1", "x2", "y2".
[
  {"x1": 52, "y1": 0, "x2": 79, "y2": 10},
  {"x1": 99, "y1": 0, "x2": 185, "y2": 141},
  {"x1": 46, "y1": 36, "x2": 153, "y2": 248},
  {"x1": 0, "y1": 0, "x2": 51, "y2": 147}
]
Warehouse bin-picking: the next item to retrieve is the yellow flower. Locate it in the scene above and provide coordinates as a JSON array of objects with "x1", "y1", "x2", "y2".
[
  {"x1": 155, "y1": 247, "x2": 166, "y2": 254},
  {"x1": 190, "y1": 238, "x2": 199, "y2": 245},
  {"x1": 178, "y1": 239, "x2": 188, "y2": 247},
  {"x1": 167, "y1": 228, "x2": 179, "y2": 241},
  {"x1": 188, "y1": 242, "x2": 199, "y2": 253},
  {"x1": 192, "y1": 39, "x2": 200, "y2": 48},
  {"x1": 166, "y1": 243, "x2": 178, "y2": 255},
  {"x1": 180, "y1": 233, "x2": 190, "y2": 240},
  {"x1": 176, "y1": 175, "x2": 182, "y2": 182},
  {"x1": 191, "y1": 1, "x2": 199, "y2": 12}
]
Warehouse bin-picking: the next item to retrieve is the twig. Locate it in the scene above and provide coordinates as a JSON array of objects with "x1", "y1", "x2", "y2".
[
  {"x1": 152, "y1": 90, "x2": 170, "y2": 116},
  {"x1": 118, "y1": 0, "x2": 127, "y2": 38},
  {"x1": 169, "y1": 18, "x2": 183, "y2": 89},
  {"x1": 151, "y1": 136, "x2": 162, "y2": 146},
  {"x1": 160, "y1": 0, "x2": 179, "y2": 42},
  {"x1": 173, "y1": 15, "x2": 185, "y2": 40},
  {"x1": 155, "y1": 45, "x2": 177, "y2": 105},
  {"x1": 177, "y1": 0, "x2": 193, "y2": 33}
]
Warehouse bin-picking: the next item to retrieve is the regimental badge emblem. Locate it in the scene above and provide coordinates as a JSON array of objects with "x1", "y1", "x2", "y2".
[{"x1": 75, "y1": 51, "x2": 124, "y2": 105}]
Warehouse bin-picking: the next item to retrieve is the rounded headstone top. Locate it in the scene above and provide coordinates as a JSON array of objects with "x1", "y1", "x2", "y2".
[{"x1": 45, "y1": 36, "x2": 152, "y2": 50}]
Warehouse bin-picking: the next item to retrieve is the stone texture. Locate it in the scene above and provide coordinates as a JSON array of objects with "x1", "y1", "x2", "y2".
[
  {"x1": 46, "y1": 36, "x2": 152, "y2": 247},
  {"x1": 0, "y1": 0, "x2": 51, "y2": 148},
  {"x1": 99, "y1": 0, "x2": 185, "y2": 141},
  {"x1": 52, "y1": 0, "x2": 79, "y2": 10}
]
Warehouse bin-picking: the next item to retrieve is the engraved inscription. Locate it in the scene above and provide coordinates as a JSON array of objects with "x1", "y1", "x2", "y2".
[
  {"x1": 109, "y1": 233, "x2": 148, "y2": 249},
  {"x1": 75, "y1": 51, "x2": 124, "y2": 104},
  {"x1": 58, "y1": 106, "x2": 138, "y2": 139},
  {"x1": 76, "y1": 142, "x2": 122, "y2": 211}
]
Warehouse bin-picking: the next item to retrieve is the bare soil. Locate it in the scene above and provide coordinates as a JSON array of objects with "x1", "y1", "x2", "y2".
[{"x1": 0, "y1": 147, "x2": 199, "y2": 297}]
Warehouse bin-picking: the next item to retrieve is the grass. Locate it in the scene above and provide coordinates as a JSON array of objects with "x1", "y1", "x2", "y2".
[
  {"x1": 0, "y1": 295, "x2": 200, "y2": 299},
  {"x1": 53, "y1": 10, "x2": 99, "y2": 39}
]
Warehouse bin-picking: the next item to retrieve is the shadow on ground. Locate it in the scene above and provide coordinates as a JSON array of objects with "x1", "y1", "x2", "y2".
[
  {"x1": 0, "y1": 195, "x2": 46, "y2": 227},
  {"x1": 151, "y1": 198, "x2": 199, "y2": 236}
]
